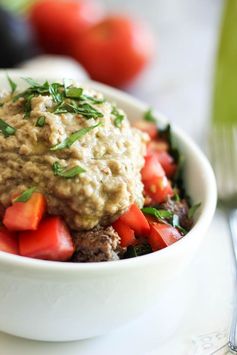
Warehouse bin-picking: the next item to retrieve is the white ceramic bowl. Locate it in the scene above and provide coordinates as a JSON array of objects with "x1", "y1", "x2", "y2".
[{"x1": 0, "y1": 73, "x2": 217, "y2": 341}]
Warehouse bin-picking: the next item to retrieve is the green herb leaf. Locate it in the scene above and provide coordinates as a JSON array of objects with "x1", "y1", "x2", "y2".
[
  {"x1": 23, "y1": 93, "x2": 34, "y2": 118},
  {"x1": 82, "y1": 95, "x2": 105, "y2": 104},
  {"x1": 141, "y1": 207, "x2": 173, "y2": 220},
  {"x1": 36, "y1": 116, "x2": 46, "y2": 127},
  {"x1": 22, "y1": 77, "x2": 41, "y2": 87},
  {"x1": 0, "y1": 118, "x2": 16, "y2": 137},
  {"x1": 65, "y1": 87, "x2": 83, "y2": 99},
  {"x1": 114, "y1": 114, "x2": 124, "y2": 127},
  {"x1": 171, "y1": 214, "x2": 187, "y2": 234},
  {"x1": 53, "y1": 101, "x2": 68, "y2": 114},
  {"x1": 124, "y1": 243, "x2": 152, "y2": 258},
  {"x1": 52, "y1": 162, "x2": 85, "y2": 179},
  {"x1": 173, "y1": 192, "x2": 181, "y2": 202},
  {"x1": 14, "y1": 187, "x2": 37, "y2": 203},
  {"x1": 50, "y1": 122, "x2": 101, "y2": 151},
  {"x1": 112, "y1": 106, "x2": 124, "y2": 127},
  {"x1": 7, "y1": 75, "x2": 17, "y2": 94},
  {"x1": 188, "y1": 202, "x2": 201, "y2": 219},
  {"x1": 48, "y1": 82, "x2": 64, "y2": 103},
  {"x1": 22, "y1": 78, "x2": 64, "y2": 101},
  {"x1": 144, "y1": 109, "x2": 157, "y2": 123},
  {"x1": 66, "y1": 102, "x2": 103, "y2": 119}
]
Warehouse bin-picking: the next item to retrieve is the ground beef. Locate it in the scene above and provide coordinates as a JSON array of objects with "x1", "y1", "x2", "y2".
[
  {"x1": 160, "y1": 197, "x2": 193, "y2": 230},
  {"x1": 72, "y1": 226, "x2": 123, "y2": 262}
]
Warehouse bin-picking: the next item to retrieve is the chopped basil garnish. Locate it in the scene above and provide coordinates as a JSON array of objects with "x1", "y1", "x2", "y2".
[
  {"x1": 70, "y1": 102, "x2": 103, "y2": 119},
  {"x1": 171, "y1": 214, "x2": 187, "y2": 235},
  {"x1": 7, "y1": 75, "x2": 17, "y2": 94},
  {"x1": 65, "y1": 87, "x2": 83, "y2": 99},
  {"x1": 64, "y1": 82, "x2": 104, "y2": 104},
  {"x1": 173, "y1": 192, "x2": 181, "y2": 202},
  {"x1": 142, "y1": 206, "x2": 187, "y2": 235},
  {"x1": 14, "y1": 78, "x2": 105, "y2": 120},
  {"x1": 54, "y1": 101, "x2": 103, "y2": 119},
  {"x1": 0, "y1": 118, "x2": 16, "y2": 137},
  {"x1": 14, "y1": 187, "x2": 37, "y2": 203},
  {"x1": 36, "y1": 116, "x2": 46, "y2": 127},
  {"x1": 114, "y1": 114, "x2": 124, "y2": 127},
  {"x1": 22, "y1": 77, "x2": 41, "y2": 87},
  {"x1": 50, "y1": 122, "x2": 101, "y2": 151},
  {"x1": 144, "y1": 109, "x2": 156, "y2": 123},
  {"x1": 158, "y1": 123, "x2": 185, "y2": 187},
  {"x1": 20, "y1": 78, "x2": 64, "y2": 104},
  {"x1": 48, "y1": 82, "x2": 64, "y2": 103},
  {"x1": 141, "y1": 207, "x2": 173, "y2": 220},
  {"x1": 23, "y1": 93, "x2": 34, "y2": 118},
  {"x1": 188, "y1": 202, "x2": 201, "y2": 219},
  {"x1": 82, "y1": 95, "x2": 105, "y2": 104},
  {"x1": 53, "y1": 101, "x2": 68, "y2": 114},
  {"x1": 52, "y1": 162, "x2": 85, "y2": 178},
  {"x1": 112, "y1": 106, "x2": 124, "y2": 127}
]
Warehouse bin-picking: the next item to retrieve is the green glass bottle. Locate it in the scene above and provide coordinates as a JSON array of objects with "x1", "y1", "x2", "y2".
[
  {"x1": 212, "y1": 0, "x2": 237, "y2": 126},
  {"x1": 0, "y1": 0, "x2": 34, "y2": 14}
]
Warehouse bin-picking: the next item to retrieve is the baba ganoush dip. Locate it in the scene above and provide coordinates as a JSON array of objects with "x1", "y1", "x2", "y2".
[
  {"x1": 0, "y1": 78, "x2": 148, "y2": 231},
  {"x1": 0, "y1": 78, "x2": 198, "y2": 263}
]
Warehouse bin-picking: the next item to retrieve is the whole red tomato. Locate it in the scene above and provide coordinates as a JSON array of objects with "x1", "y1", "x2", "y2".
[
  {"x1": 71, "y1": 15, "x2": 154, "y2": 87},
  {"x1": 29, "y1": 0, "x2": 104, "y2": 55}
]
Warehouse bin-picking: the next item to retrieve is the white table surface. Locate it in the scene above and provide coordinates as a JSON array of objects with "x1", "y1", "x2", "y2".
[{"x1": 1, "y1": 1, "x2": 234, "y2": 354}]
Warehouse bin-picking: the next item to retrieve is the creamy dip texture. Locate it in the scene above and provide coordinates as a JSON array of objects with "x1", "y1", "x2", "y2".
[{"x1": 0, "y1": 81, "x2": 147, "y2": 230}]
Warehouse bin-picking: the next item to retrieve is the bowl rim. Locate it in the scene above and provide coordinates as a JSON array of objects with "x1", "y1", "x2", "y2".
[{"x1": 0, "y1": 78, "x2": 217, "y2": 273}]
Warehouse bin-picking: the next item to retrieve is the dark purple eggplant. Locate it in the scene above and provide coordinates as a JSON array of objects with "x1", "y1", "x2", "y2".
[{"x1": 0, "y1": 7, "x2": 40, "y2": 68}]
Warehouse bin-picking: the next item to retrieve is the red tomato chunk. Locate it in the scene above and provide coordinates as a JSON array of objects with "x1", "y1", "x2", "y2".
[
  {"x1": 112, "y1": 219, "x2": 135, "y2": 247},
  {"x1": 0, "y1": 227, "x2": 18, "y2": 255},
  {"x1": 3, "y1": 192, "x2": 46, "y2": 231},
  {"x1": 118, "y1": 204, "x2": 150, "y2": 236},
  {"x1": 156, "y1": 151, "x2": 177, "y2": 178},
  {"x1": 148, "y1": 223, "x2": 182, "y2": 251},
  {"x1": 19, "y1": 216, "x2": 75, "y2": 261},
  {"x1": 133, "y1": 121, "x2": 158, "y2": 139},
  {"x1": 141, "y1": 155, "x2": 173, "y2": 204},
  {"x1": 112, "y1": 204, "x2": 150, "y2": 247}
]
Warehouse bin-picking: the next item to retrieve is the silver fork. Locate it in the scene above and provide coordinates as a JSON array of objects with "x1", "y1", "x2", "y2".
[{"x1": 209, "y1": 124, "x2": 237, "y2": 352}]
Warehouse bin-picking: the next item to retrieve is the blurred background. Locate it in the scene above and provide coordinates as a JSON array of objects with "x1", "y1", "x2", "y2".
[{"x1": 0, "y1": 0, "x2": 223, "y2": 143}]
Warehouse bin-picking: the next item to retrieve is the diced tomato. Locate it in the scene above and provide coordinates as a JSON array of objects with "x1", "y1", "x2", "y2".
[
  {"x1": 3, "y1": 192, "x2": 46, "y2": 231},
  {"x1": 146, "y1": 140, "x2": 169, "y2": 156},
  {"x1": 141, "y1": 154, "x2": 165, "y2": 181},
  {"x1": 19, "y1": 216, "x2": 74, "y2": 261},
  {"x1": 146, "y1": 142, "x2": 176, "y2": 178},
  {"x1": 148, "y1": 222, "x2": 182, "y2": 251},
  {"x1": 133, "y1": 120, "x2": 157, "y2": 139},
  {"x1": 141, "y1": 155, "x2": 173, "y2": 203},
  {"x1": 117, "y1": 204, "x2": 150, "y2": 236},
  {"x1": 144, "y1": 177, "x2": 173, "y2": 204},
  {"x1": 0, "y1": 227, "x2": 18, "y2": 255},
  {"x1": 156, "y1": 151, "x2": 177, "y2": 178},
  {"x1": 112, "y1": 219, "x2": 136, "y2": 247}
]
